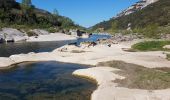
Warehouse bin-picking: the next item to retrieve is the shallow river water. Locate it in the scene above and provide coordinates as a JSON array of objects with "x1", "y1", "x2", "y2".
[
  {"x1": 0, "y1": 61, "x2": 96, "y2": 100},
  {"x1": 0, "y1": 34, "x2": 110, "y2": 57},
  {"x1": 0, "y1": 34, "x2": 111, "y2": 99}
]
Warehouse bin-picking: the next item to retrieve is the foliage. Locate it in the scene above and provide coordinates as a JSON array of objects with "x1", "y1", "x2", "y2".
[
  {"x1": 131, "y1": 41, "x2": 170, "y2": 51},
  {"x1": 22, "y1": 0, "x2": 32, "y2": 7},
  {"x1": 26, "y1": 31, "x2": 37, "y2": 36},
  {"x1": 47, "y1": 27, "x2": 59, "y2": 33},
  {"x1": 0, "y1": 0, "x2": 81, "y2": 31},
  {"x1": 53, "y1": 8, "x2": 59, "y2": 16},
  {"x1": 133, "y1": 24, "x2": 160, "y2": 38},
  {"x1": 111, "y1": 20, "x2": 118, "y2": 33},
  {"x1": 167, "y1": 54, "x2": 170, "y2": 60},
  {"x1": 91, "y1": 0, "x2": 170, "y2": 38},
  {"x1": 0, "y1": 0, "x2": 19, "y2": 10}
]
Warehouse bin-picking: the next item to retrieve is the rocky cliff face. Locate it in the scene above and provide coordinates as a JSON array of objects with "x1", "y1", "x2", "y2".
[{"x1": 117, "y1": 0, "x2": 159, "y2": 17}]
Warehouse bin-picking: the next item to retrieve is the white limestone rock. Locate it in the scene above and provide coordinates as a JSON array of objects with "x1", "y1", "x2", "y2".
[
  {"x1": 0, "y1": 57, "x2": 15, "y2": 68},
  {"x1": 163, "y1": 45, "x2": 170, "y2": 49},
  {"x1": 31, "y1": 29, "x2": 49, "y2": 35},
  {"x1": 0, "y1": 28, "x2": 27, "y2": 42}
]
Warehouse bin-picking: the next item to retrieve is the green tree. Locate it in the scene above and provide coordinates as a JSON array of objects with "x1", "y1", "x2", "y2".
[
  {"x1": 61, "y1": 17, "x2": 74, "y2": 29},
  {"x1": 142, "y1": 24, "x2": 160, "y2": 38},
  {"x1": 22, "y1": 0, "x2": 32, "y2": 7},
  {"x1": 53, "y1": 9, "x2": 59, "y2": 16},
  {"x1": 111, "y1": 21, "x2": 118, "y2": 33}
]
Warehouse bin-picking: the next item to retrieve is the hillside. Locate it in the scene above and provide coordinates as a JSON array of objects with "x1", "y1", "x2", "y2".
[
  {"x1": 0, "y1": 0, "x2": 80, "y2": 30},
  {"x1": 117, "y1": 0, "x2": 158, "y2": 17},
  {"x1": 92, "y1": 0, "x2": 170, "y2": 34}
]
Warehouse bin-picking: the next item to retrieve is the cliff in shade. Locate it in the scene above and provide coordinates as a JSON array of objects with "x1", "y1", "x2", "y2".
[{"x1": 91, "y1": 0, "x2": 170, "y2": 31}]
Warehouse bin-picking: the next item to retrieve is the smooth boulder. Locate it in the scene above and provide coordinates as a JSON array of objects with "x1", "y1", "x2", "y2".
[{"x1": 0, "y1": 28, "x2": 27, "y2": 42}]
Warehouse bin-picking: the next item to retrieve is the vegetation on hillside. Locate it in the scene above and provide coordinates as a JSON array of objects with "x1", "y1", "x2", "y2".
[
  {"x1": 92, "y1": 0, "x2": 170, "y2": 38},
  {"x1": 0, "y1": 0, "x2": 81, "y2": 31},
  {"x1": 131, "y1": 41, "x2": 170, "y2": 51}
]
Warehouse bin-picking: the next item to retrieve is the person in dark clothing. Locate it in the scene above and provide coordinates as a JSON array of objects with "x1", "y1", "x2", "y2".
[
  {"x1": 108, "y1": 44, "x2": 112, "y2": 47},
  {"x1": 88, "y1": 33, "x2": 92, "y2": 37},
  {"x1": 77, "y1": 30, "x2": 82, "y2": 37},
  {"x1": 88, "y1": 42, "x2": 97, "y2": 47}
]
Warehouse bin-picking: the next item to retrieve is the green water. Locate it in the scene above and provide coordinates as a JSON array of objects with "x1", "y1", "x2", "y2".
[{"x1": 0, "y1": 61, "x2": 96, "y2": 100}]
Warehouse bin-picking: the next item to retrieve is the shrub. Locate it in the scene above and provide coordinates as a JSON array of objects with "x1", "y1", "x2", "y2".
[
  {"x1": 131, "y1": 41, "x2": 170, "y2": 51},
  {"x1": 26, "y1": 31, "x2": 37, "y2": 36},
  {"x1": 167, "y1": 54, "x2": 170, "y2": 60},
  {"x1": 47, "y1": 27, "x2": 57, "y2": 33},
  {"x1": 141, "y1": 24, "x2": 160, "y2": 38}
]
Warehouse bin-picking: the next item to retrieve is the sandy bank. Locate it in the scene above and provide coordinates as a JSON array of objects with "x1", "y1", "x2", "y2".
[
  {"x1": 73, "y1": 67, "x2": 170, "y2": 100},
  {"x1": 27, "y1": 33, "x2": 76, "y2": 42}
]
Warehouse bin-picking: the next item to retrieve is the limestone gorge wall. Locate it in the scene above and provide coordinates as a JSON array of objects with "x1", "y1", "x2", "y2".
[
  {"x1": 117, "y1": 0, "x2": 159, "y2": 17},
  {"x1": 146, "y1": 0, "x2": 159, "y2": 5}
]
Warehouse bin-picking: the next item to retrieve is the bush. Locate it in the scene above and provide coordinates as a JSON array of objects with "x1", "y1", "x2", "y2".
[
  {"x1": 159, "y1": 26, "x2": 170, "y2": 34},
  {"x1": 167, "y1": 54, "x2": 170, "y2": 60},
  {"x1": 26, "y1": 31, "x2": 37, "y2": 36},
  {"x1": 141, "y1": 24, "x2": 160, "y2": 38},
  {"x1": 131, "y1": 41, "x2": 170, "y2": 51},
  {"x1": 47, "y1": 27, "x2": 57, "y2": 33}
]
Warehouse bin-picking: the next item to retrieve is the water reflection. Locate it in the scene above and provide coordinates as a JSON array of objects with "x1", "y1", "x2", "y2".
[
  {"x1": 77, "y1": 34, "x2": 111, "y2": 45},
  {"x1": 0, "y1": 40, "x2": 75, "y2": 57}
]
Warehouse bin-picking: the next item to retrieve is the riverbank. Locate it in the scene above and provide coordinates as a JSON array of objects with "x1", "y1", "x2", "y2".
[
  {"x1": 0, "y1": 39, "x2": 170, "y2": 99},
  {"x1": 73, "y1": 66, "x2": 170, "y2": 100},
  {"x1": 1, "y1": 39, "x2": 170, "y2": 68},
  {"x1": 27, "y1": 33, "x2": 76, "y2": 42},
  {"x1": 0, "y1": 28, "x2": 76, "y2": 43}
]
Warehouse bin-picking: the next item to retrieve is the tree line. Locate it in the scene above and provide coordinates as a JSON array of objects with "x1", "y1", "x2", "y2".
[{"x1": 0, "y1": 0, "x2": 79, "y2": 30}]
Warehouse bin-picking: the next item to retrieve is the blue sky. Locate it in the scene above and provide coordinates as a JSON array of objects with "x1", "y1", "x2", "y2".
[{"x1": 16, "y1": 0, "x2": 139, "y2": 27}]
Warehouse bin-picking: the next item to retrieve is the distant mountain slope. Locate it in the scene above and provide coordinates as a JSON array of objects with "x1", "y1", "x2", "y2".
[
  {"x1": 92, "y1": 0, "x2": 170, "y2": 31},
  {"x1": 117, "y1": 0, "x2": 158, "y2": 17},
  {"x1": 0, "y1": 0, "x2": 80, "y2": 30}
]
